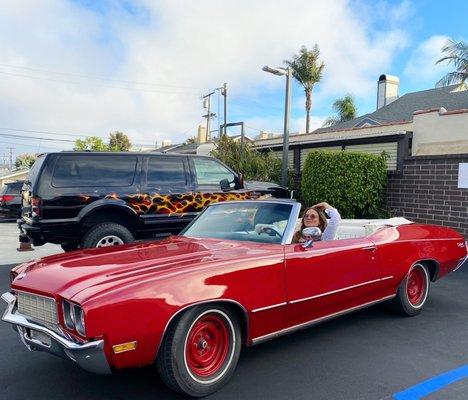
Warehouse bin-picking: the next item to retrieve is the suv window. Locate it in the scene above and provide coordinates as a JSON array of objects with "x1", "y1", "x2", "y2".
[
  {"x1": 27, "y1": 155, "x2": 46, "y2": 185},
  {"x1": 4, "y1": 182, "x2": 22, "y2": 194},
  {"x1": 193, "y1": 158, "x2": 235, "y2": 187},
  {"x1": 146, "y1": 156, "x2": 187, "y2": 186},
  {"x1": 52, "y1": 155, "x2": 137, "y2": 187}
]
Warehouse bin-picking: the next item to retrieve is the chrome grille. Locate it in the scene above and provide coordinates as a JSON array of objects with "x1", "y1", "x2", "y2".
[{"x1": 17, "y1": 292, "x2": 58, "y2": 326}]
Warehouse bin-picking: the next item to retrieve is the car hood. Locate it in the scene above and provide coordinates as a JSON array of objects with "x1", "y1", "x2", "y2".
[{"x1": 11, "y1": 236, "x2": 282, "y2": 303}]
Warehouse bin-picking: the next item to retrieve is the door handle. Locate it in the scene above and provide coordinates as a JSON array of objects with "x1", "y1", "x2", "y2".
[{"x1": 362, "y1": 246, "x2": 377, "y2": 252}]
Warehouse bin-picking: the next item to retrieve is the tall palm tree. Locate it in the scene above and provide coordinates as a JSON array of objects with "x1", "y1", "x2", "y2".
[
  {"x1": 323, "y1": 95, "x2": 357, "y2": 127},
  {"x1": 284, "y1": 44, "x2": 325, "y2": 134},
  {"x1": 436, "y1": 39, "x2": 468, "y2": 87}
]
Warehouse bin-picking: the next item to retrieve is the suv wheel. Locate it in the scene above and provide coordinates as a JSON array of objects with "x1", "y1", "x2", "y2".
[
  {"x1": 80, "y1": 222, "x2": 134, "y2": 249},
  {"x1": 60, "y1": 243, "x2": 79, "y2": 252}
]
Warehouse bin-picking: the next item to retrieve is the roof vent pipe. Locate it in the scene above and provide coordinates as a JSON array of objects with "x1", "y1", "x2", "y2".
[{"x1": 377, "y1": 74, "x2": 399, "y2": 110}]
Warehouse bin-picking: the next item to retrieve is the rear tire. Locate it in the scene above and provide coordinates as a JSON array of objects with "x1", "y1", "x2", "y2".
[
  {"x1": 156, "y1": 305, "x2": 241, "y2": 397},
  {"x1": 391, "y1": 263, "x2": 430, "y2": 316},
  {"x1": 80, "y1": 222, "x2": 134, "y2": 249}
]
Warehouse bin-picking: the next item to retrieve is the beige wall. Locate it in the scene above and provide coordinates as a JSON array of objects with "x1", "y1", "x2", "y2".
[
  {"x1": 412, "y1": 108, "x2": 468, "y2": 156},
  {"x1": 0, "y1": 170, "x2": 28, "y2": 187}
]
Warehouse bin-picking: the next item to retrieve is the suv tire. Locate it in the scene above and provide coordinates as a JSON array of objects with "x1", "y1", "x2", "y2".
[
  {"x1": 80, "y1": 222, "x2": 134, "y2": 248},
  {"x1": 60, "y1": 243, "x2": 79, "y2": 252}
]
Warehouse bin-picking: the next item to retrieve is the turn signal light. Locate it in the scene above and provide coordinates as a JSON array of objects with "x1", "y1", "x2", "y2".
[
  {"x1": 113, "y1": 341, "x2": 137, "y2": 354},
  {"x1": 31, "y1": 196, "x2": 41, "y2": 217}
]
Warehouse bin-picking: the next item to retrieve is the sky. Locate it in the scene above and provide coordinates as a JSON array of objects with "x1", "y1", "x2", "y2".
[{"x1": 0, "y1": 0, "x2": 466, "y2": 164}]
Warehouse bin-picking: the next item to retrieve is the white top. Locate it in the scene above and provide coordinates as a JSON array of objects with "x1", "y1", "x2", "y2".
[{"x1": 322, "y1": 208, "x2": 341, "y2": 241}]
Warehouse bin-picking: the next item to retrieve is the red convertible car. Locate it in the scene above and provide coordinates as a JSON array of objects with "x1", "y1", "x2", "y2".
[{"x1": 2, "y1": 200, "x2": 467, "y2": 397}]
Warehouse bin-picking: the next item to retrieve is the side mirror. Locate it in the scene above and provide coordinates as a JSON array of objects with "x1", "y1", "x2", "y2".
[
  {"x1": 233, "y1": 173, "x2": 244, "y2": 190},
  {"x1": 220, "y1": 178, "x2": 231, "y2": 191},
  {"x1": 301, "y1": 227, "x2": 322, "y2": 249}
]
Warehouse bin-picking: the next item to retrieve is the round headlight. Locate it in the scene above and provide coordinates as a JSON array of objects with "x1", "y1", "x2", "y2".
[
  {"x1": 73, "y1": 305, "x2": 86, "y2": 337},
  {"x1": 62, "y1": 300, "x2": 74, "y2": 330}
]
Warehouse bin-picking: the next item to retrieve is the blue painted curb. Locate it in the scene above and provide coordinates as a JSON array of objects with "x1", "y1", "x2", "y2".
[{"x1": 393, "y1": 365, "x2": 468, "y2": 399}]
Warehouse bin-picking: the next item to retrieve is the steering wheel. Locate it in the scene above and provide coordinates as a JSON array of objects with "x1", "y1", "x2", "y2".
[{"x1": 255, "y1": 224, "x2": 283, "y2": 240}]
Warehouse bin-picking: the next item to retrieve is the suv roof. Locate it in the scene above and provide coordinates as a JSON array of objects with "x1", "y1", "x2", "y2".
[{"x1": 50, "y1": 152, "x2": 214, "y2": 158}]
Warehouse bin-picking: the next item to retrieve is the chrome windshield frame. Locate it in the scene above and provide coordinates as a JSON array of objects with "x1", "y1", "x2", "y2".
[{"x1": 180, "y1": 199, "x2": 302, "y2": 245}]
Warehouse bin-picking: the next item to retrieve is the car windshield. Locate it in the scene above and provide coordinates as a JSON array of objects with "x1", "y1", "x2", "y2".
[{"x1": 181, "y1": 201, "x2": 293, "y2": 244}]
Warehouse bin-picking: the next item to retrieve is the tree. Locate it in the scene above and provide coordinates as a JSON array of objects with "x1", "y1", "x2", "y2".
[
  {"x1": 436, "y1": 39, "x2": 468, "y2": 87},
  {"x1": 185, "y1": 136, "x2": 197, "y2": 144},
  {"x1": 15, "y1": 153, "x2": 38, "y2": 169},
  {"x1": 211, "y1": 135, "x2": 282, "y2": 183},
  {"x1": 109, "y1": 131, "x2": 132, "y2": 151},
  {"x1": 284, "y1": 44, "x2": 325, "y2": 134},
  {"x1": 323, "y1": 95, "x2": 357, "y2": 127},
  {"x1": 74, "y1": 136, "x2": 109, "y2": 151}
]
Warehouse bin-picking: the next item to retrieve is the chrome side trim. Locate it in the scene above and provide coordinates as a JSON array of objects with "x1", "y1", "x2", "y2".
[
  {"x1": 251, "y1": 302, "x2": 287, "y2": 313},
  {"x1": 282, "y1": 202, "x2": 302, "y2": 245},
  {"x1": 2, "y1": 292, "x2": 110, "y2": 374},
  {"x1": 251, "y1": 294, "x2": 395, "y2": 345},
  {"x1": 288, "y1": 276, "x2": 394, "y2": 304},
  {"x1": 453, "y1": 253, "x2": 467, "y2": 272}
]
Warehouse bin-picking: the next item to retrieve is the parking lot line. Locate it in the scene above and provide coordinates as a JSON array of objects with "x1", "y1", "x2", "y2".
[{"x1": 393, "y1": 364, "x2": 468, "y2": 400}]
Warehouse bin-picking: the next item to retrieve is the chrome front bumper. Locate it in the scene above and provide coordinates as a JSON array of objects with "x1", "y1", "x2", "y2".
[{"x1": 1, "y1": 292, "x2": 111, "y2": 374}]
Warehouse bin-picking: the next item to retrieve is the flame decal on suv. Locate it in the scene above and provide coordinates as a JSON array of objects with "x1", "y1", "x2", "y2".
[{"x1": 104, "y1": 191, "x2": 258, "y2": 215}]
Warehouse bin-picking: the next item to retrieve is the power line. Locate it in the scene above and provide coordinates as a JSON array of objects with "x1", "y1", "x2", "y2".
[
  {"x1": 0, "y1": 127, "x2": 159, "y2": 147},
  {"x1": 245, "y1": 125, "x2": 264, "y2": 132},
  {"x1": 0, "y1": 70, "x2": 201, "y2": 96},
  {"x1": 0, "y1": 62, "x2": 205, "y2": 90}
]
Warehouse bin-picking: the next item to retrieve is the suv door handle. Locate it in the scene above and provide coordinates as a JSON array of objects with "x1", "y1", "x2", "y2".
[{"x1": 362, "y1": 246, "x2": 377, "y2": 252}]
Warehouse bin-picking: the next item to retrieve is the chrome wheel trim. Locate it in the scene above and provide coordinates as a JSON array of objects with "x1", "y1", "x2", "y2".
[
  {"x1": 405, "y1": 263, "x2": 429, "y2": 309},
  {"x1": 96, "y1": 235, "x2": 124, "y2": 247},
  {"x1": 183, "y1": 309, "x2": 236, "y2": 385}
]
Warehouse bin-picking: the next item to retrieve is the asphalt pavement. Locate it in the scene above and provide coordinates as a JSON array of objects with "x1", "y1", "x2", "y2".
[{"x1": 0, "y1": 259, "x2": 467, "y2": 399}]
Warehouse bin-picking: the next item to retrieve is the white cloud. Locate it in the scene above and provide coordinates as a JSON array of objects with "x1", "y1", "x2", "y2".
[
  {"x1": 404, "y1": 35, "x2": 451, "y2": 83},
  {"x1": 0, "y1": 0, "x2": 410, "y2": 159}
]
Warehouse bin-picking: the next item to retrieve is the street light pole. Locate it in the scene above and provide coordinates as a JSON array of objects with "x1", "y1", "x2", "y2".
[
  {"x1": 281, "y1": 68, "x2": 291, "y2": 187},
  {"x1": 262, "y1": 66, "x2": 292, "y2": 187}
]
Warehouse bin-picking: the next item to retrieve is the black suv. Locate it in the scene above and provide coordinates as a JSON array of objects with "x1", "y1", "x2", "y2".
[
  {"x1": 19, "y1": 152, "x2": 288, "y2": 250},
  {"x1": 0, "y1": 181, "x2": 23, "y2": 219}
]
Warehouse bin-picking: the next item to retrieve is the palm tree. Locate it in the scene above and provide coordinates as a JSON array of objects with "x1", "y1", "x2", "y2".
[
  {"x1": 284, "y1": 44, "x2": 325, "y2": 134},
  {"x1": 436, "y1": 39, "x2": 468, "y2": 87},
  {"x1": 323, "y1": 95, "x2": 357, "y2": 127}
]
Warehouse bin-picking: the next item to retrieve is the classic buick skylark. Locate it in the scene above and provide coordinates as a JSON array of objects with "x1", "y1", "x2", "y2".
[{"x1": 2, "y1": 200, "x2": 467, "y2": 397}]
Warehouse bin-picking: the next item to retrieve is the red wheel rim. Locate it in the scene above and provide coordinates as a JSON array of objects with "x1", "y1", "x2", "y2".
[
  {"x1": 185, "y1": 313, "x2": 230, "y2": 378},
  {"x1": 407, "y1": 267, "x2": 426, "y2": 305}
]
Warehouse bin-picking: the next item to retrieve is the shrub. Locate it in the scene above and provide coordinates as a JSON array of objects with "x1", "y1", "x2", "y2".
[
  {"x1": 301, "y1": 150, "x2": 387, "y2": 218},
  {"x1": 212, "y1": 136, "x2": 285, "y2": 184}
]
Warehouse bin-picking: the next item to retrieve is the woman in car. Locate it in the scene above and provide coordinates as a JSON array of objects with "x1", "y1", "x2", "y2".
[{"x1": 294, "y1": 202, "x2": 341, "y2": 242}]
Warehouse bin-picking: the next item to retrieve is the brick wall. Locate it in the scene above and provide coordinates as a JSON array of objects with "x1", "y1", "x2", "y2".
[{"x1": 387, "y1": 154, "x2": 468, "y2": 237}]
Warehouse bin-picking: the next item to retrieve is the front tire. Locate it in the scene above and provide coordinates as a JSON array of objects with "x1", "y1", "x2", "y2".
[
  {"x1": 80, "y1": 222, "x2": 134, "y2": 249},
  {"x1": 156, "y1": 305, "x2": 241, "y2": 397},
  {"x1": 392, "y1": 263, "x2": 430, "y2": 316}
]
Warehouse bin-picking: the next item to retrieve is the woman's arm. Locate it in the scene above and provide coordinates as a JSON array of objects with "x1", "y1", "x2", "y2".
[
  {"x1": 322, "y1": 207, "x2": 341, "y2": 241},
  {"x1": 313, "y1": 202, "x2": 341, "y2": 241}
]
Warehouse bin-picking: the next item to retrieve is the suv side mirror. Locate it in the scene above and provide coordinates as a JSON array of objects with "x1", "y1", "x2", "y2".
[
  {"x1": 301, "y1": 227, "x2": 322, "y2": 249},
  {"x1": 220, "y1": 178, "x2": 231, "y2": 191},
  {"x1": 236, "y1": 173, "x2": 244, "y2": 189}
]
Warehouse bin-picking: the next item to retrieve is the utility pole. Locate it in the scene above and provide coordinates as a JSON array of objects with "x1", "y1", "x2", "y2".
[
  {"x1": 222, "y1": 83, "x2": 227, "y2": 137},
  {"x1": 7, "y1": 147, "x2": 14, "y2": 171},
  {"x1": 202, "y1": 91, "x2": 215, "y2": 141}
]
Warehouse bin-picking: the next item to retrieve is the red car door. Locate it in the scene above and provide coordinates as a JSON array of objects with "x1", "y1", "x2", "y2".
[{"x1": 284, "y1": 238, "x2": 385, "y2": 327}]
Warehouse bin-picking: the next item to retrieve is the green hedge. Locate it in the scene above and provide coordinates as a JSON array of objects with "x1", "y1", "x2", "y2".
[
  {"x1": 301, "y1": 150, "x2": 388, "y2": 218},
  {"x1": 211, "y1": 136, "x2": 283, "y2": 183}
]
